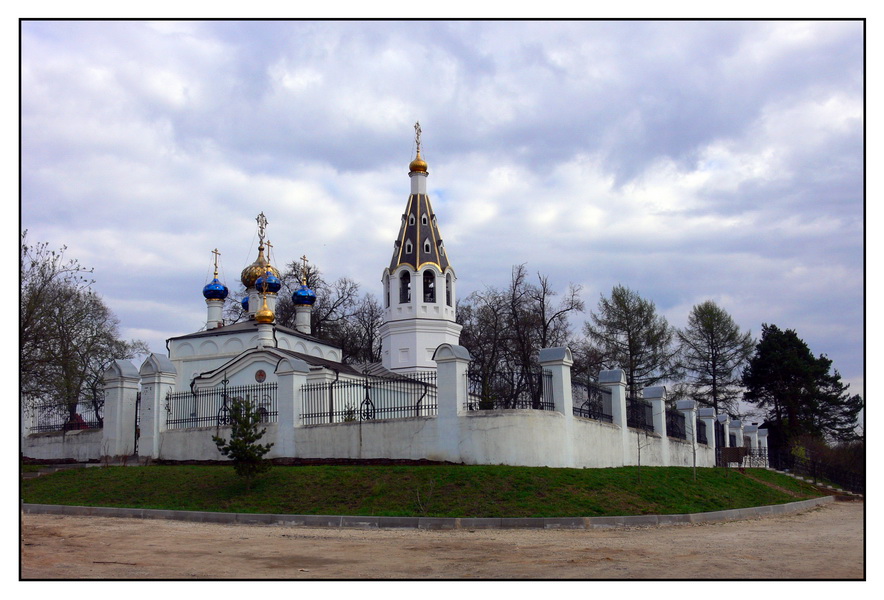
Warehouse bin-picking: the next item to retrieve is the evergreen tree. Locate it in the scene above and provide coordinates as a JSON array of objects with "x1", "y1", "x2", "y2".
[
  {"x1": 212, "y1": 395, "x2": 274, "y2": 488},
  {"x1": 741, "y1": 324, "x2": 862, "y2": 446},
  {"x1": 583, "y1": 285, "x2": 678, "y2": 398},
  {"x1": 677, "y1": 300, "x2": 754, "y2": 415}
]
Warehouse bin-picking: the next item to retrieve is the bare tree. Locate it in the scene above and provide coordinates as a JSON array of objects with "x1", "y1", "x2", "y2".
[{"x1": 20, "y1": 231, "x2": 148, "y2": 421}]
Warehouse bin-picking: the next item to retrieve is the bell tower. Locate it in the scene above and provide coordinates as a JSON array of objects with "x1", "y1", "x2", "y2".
[{"x1": 379, "y1": 123, "x2": 462, "y2": 373}]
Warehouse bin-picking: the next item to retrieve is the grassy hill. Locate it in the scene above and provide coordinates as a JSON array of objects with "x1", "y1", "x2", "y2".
[{"x1": 20, "y1": 464, "x2": 826, "y2": 518}]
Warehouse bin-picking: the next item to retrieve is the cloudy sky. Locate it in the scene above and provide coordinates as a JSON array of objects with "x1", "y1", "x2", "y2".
[{"x1": 19, "y1": 19, "x2": 865, "y2": 399}]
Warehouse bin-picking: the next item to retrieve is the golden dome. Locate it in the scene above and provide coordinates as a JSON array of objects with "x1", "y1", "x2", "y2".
[
  {"x1": 240, "y1": 245, "x2": 280, "y2": 288},
  {"x1": 409, "y1": 150, "x2": 428, "y2": 173},
  {"x1": 255, "y1": 294, "x2": 274, "y2": 324}
]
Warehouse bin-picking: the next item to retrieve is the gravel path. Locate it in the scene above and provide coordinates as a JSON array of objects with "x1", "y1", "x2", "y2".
[{"x1": 20, "y1": 501, "x2": 863, "y2": 579}]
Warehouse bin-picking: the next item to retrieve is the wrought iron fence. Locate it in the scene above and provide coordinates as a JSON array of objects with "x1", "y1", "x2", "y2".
[
  {"x1": 666, "y1": 409, "x2": 685, "y2": 439},
  {"x1": 301, "y1": 371, "x2": 437, "y2": 425},
  {"x1": 28, "y1": 400, "x2": 103, "y2": 433},
  {"x1": 465, "y1": 369, "x2": 554, "y2": 411},
  {"x1": 626, "y1": 397, "x2": 654, "y2": 432},
  {"x1": 571, "y1": 379, "x2": 613, "y2": 422},
  {"x1": 767, "y1": 449, "x2": 865, "y2": 495},
  {"x1": 165, "y1": 382, "x2": 278, "y2": 430},
  {"x1": 696, "y1": 419, "x2": 708, "y2": 445}
]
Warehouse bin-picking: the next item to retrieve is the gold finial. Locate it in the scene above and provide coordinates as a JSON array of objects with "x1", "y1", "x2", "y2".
[
  {"x1": 211, "y1": 248, "x2": 221, "y2": 278},
  {"x1": 255, "y1": 292, "x2": 274, "y2": 324},
  {"x1": 300, "y1": 254, "x2": 309, "y2": 286}
]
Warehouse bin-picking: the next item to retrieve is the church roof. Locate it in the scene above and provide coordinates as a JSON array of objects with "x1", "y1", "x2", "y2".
[
  {"x1": 389, "y1": 193, "x2": 451, "y2": 272},
  {"x1": 167, "y1": 319, "x2": 335, "y2": 349}
]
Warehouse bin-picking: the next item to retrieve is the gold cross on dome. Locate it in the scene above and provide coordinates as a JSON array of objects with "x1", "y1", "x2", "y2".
[
  {"x1": 211, "y1": 248, "x2": 221, "y2": 277},
  {"x1": 265, "y1": 240, "x2": 273, "y2": 262},
  {"x1": 300, "y1": 254, "x2": 309, "y2": 286}
]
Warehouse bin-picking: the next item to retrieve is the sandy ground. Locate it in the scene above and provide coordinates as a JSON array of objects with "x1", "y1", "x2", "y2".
[{"x1": 20, "y1": 501, "x2": 863, "y2": 580}]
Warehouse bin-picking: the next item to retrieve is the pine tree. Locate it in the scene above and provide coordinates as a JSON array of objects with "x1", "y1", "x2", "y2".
[{"x1": 212, "y1": 395, "x2": 274, "y2": 488}]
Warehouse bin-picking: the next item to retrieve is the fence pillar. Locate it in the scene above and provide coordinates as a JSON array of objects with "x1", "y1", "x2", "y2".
[
  {"x1": 600, "y1": 369, "x2": 629, "y2": 466},
  {"x1": 539, "y1": 347, "x2": 575, "y2": 467},
  {"x1": 717, "y1": 414, "x2": 731, "y2": 447},
  {"x1": 102, "y1": 359, "x2": 141, "y2": 458},
  {"x1": 729, "y1": 419, "x2": 744, "y2": 447},
  {"x1": 744, "y1": 424, "x2": 759, "y2": 449},
  {"x1": 275, "y1": 357, "x2": 311, "y2": 457},
  {"x1": 757, "y1": 428, "x2": 769, "y2": 467},
  {"x1": 433, "y1": 344, "x2": 471, "y2": 462},
  {"x1": 698, "y1": 407, "x2": 717, "y2": 468},
  {"x1": 644, "y1": 386, "x2": 668, "y2": 466},
  {"x1": 138, "y1": 353, "x2": 177, "y2": 460},
  {"x1": 676, "y1": 399, "x2": 698, "y2": 455}
]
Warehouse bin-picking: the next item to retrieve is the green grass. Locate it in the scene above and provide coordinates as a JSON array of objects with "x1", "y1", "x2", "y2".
[{"x1": 20, "y1": 464, "x2": 826, "y2": 518}]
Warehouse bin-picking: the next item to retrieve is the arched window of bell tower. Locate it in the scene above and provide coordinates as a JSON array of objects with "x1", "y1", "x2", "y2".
[
  {"x1": 399, "y1": 271, "x2": 411, "y2": 303},
  {"x1": 446, "y1": 273, "x2": 452, "y2": 306},
  {"x1": 384, "y1": 274, "x2": 390, "y2": 308},
  {"x1": 423, "y1": 270, "x2": 436, "y2": 303}
]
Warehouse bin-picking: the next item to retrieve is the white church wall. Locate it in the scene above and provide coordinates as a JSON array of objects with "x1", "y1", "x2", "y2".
[{"x1": 23, "y1": 429, "x2": 103, "y2": 462}]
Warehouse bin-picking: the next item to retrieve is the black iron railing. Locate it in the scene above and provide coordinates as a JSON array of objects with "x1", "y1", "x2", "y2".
[
  {"x1": 697, "y1": 419, "x2": 708, "y2": 445},
  {"x1": 465, "y1": 369, "x2": 554, "y2": 411},
  {"x1": 301, "y1": 371, "x2": 437, "y2": 424},
  {"x1": 166, "y1": 382, "x2": 278, "y2": 429},
  {"x1": 666, "y1": 409, "x2": 685, "y2": 439},
  {"x1": 28, "y1": 400, "x2": 103, "y2": 433},
  {"x1": 571, "y1": 380, "x2": 613, "y2": 422},
  {"x1": 767, "y1": 449, "x2": 865, "y2": 495},
  {"x1": 627, "y1": 398, "x2": 654, "y2": 432}
]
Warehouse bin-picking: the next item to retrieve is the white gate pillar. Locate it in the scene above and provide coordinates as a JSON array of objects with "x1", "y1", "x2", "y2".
[
  {"x1": 275, "y1": 357, "x2": 311, "y2": 457},
  {"x1": 102, "y1": 359, "x2": 140, "y2": 458},
  {"x1": 644, "y1": 386, "x2": 669, "y2": 466},
  {"x1": 138, "y1": 354, "x2": 177, "y2": 460},
  {"x1": 600, "y1": 369, "x2": 629, "y2": 466},
  {"x1": 433, "y1": 344, "x2": 472, "y2": 462},
  {"x1": 539, "y1": 347, "x2": 575, "y2": 467}
]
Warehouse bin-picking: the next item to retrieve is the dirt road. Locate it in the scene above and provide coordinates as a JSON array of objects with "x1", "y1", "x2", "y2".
[{"x1": 20, "y1": 501, "x2": 863, "y2": 579}]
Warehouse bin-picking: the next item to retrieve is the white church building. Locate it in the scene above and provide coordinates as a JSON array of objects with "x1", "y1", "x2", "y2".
[{"x1": 22, "y1": 125, "x2": 767, "y2": 469}]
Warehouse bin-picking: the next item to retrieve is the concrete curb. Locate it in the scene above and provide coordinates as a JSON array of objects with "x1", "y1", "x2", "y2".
[{"x1": 21, "y1": 495, "x2": 835, "y2": 530}]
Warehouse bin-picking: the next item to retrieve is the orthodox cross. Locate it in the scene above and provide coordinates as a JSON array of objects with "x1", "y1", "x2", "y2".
[
  {"x1": 414, "y1": 121, "x2": 422, "y2": 155},
  {"x1": 265, "y1": 240, "x2": 273, "y2": 263},
  {"x1": 256, "y1": 212, "x2": 268, "y2": 245},
  {"x1": 211, "y1": 248, "x2": 221, "y2": 278},
  {"x1": 300, "y1": 254, "x2": 309, "y2": 286}
]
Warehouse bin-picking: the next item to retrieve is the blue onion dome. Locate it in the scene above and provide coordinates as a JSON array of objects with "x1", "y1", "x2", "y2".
[
  {"x1": 202, "y1": 278, "x2": 229, "y2": 300},
  {"x1": 241, "y1": 296, "x2": 249, "y2": 311},
  {"x1": 292, "y1": 284, "x2": 317, "y2": 305},
  {"x1": 254, "y1": 271, "x2": 282, "y2": 294}
]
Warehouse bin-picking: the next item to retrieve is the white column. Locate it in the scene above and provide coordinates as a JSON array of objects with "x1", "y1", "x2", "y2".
[
  {"x1": 600, "y1": 369, "x2": 629, "y2": 466},
  {"x1": 744, "y1": 424, "x2": 759, "y2": 449},
  {"x1": 730, "y1": 420, "x2": 744, "y2": 447},
  {"x1": 643, "y1": 386, "x2": 669, "y2": 466},
  {"x1": 539, "y1": 347, "x2": 575, "y2": 468},
  {"x1": 432, "y1": 344, "x2": 472, "y2": 462},
  {"x1": 206, "y1": 298, "x2": 224, "y2": 329},
  {"x1": 295, "y1": 305, "x2": 312, "y2": 335},
  {"x1": 698, "y1": 408, "x2": 717, "y2": 452},
  {"x1": 717, "y1": 414, "x2": 731, "y2": 447},
  {"x1": 676, "y1": 399, "x2": 698, "y2": 451},
  {"x1": 275, "y1": 357, "x2": 311, "y2": 458},
  {"x1": 257, "y1": 322, "x2": 274, "y2": 348},
  {"x1": 102, "y1": 359, "x2": 140, "y2": 458},
  {"x1": 138, "y1": 354, "x2": 177, "y2": 460},
  {"x1": 757, "y1": 428, "x2": 770, "y2": 467}
]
